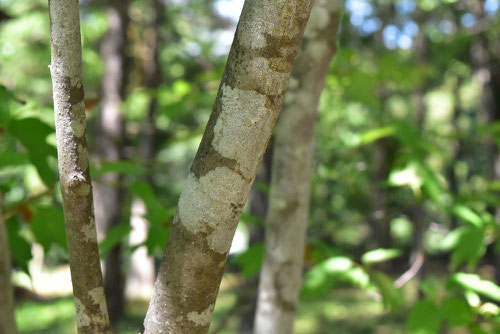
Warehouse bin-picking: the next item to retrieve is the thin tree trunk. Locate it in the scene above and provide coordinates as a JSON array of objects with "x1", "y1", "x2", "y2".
[
  {"x1": 126, "y1": 0, "x2": 163, "y2": 302},
  {"x1": 254, "y1": 1, "x2": 342, "y2": 333},
  {"x1": 369, "y1": 138, "x2": 391, "y2": 249},
  {"x1": 142, "y1": 1, "x2": 313, "y2": 332},
  {"x1": 238, "y1": 144, "x2": 272, "y2": 334},
  {"x1": 48, "y1": 1, "x2": 112, "y2": 333},
  {"x1": 93, "y1": 0, "x2": 130, "y2": 324},
  {"x1": 0, "y1": 195, "x2": 17, "y2": 334}
]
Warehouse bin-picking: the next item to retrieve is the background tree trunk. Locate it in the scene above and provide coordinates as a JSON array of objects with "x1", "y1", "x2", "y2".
[
  {"x1": 254, "y1": 1, "x2": 342, "y2": 333},
  {"x1": 142, "y1": 0, "x2": 313, "y2": 332},
  {"x1": 0, "y1": 195, "x2": 17, "y2": 334},
  {"x1": 126, "y1": 0, "x2": 163, "y2": 302},
  {"x1": 238, "y1": 144, "x2": 272, "y2": 334},
  {"x1": 93, "y1": 0, "x2": 130, "y2": 324},
  {"x1": 48, "y1": 0, "x2": 112, "y2": 332}
]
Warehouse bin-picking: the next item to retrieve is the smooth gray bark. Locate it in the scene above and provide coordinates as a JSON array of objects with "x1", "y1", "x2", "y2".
[
  {"x1": 142, "y1": 0, "x2": 313, "y2": 333},
  {"x1": 0, "y1": 195, "x2": 17, "y2": 334},
  {"x1": 254, "y1": 1, "x2": 342, "y2": 333},
  {"x1": 48, "y1": 0, "x2": 112, "y2": 332}
]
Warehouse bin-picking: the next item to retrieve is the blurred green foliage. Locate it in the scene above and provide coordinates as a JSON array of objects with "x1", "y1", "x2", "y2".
[{"x1": 1, "y1": 0, "x2": 500, "y2": 332}]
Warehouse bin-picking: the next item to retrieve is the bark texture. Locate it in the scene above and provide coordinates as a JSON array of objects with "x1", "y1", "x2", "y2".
[
  {"x1": 93, "y1": 0, "x2": 130, "y2": 324},
  {"x1": 254, "y1": 1, "x2": 342, "y2": 333},
  {"x1": 48, "y1": 1, "x2": 112, "y2": 333},
  {"x1": 0, "y1": 195, "x2": 17, "y2": 334},
  {"x1": 142, "y1": 0, "x2": 313, "y2": 333}
]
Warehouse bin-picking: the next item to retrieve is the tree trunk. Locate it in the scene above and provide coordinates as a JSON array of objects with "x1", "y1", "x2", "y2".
[
  {"x1": 254, "y1": 1, "x2": 342, "y2": 333},
  {"x1": 48, "y1": 1, "x2": 112, "y2": 333},
  {"x1": 238, "y1": 144, "x2": 272, "y2": 334},
  {"x1": 93, "y1": 0, "x2": 130, "y2": 324},
  {"x1": 126, "y1": 0, "x2": 163, "y2": 302},
  {"x1": 142, "y1": 0, "x2": 313, "y2": 332},
  {"x1": 369, "y1": 138, "x2": 391, "y2": 249},
  {"x1": 0, "y1": 195, "x2": 17, "y2": 334}
]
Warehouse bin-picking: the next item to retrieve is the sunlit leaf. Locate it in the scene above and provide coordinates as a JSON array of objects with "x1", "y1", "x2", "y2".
[
  {"x1": 301, "y1": 256, "x2": 354, "y2": 299},
  {"x1": 448, "y1": 273, "x2": 500, "y2": 301},
  {"x1": 361, "y1": 248, "x2": 402, "y2": 265},
  {"x1": 451, "y1": 205, "x2": 483, "y2": 227}
]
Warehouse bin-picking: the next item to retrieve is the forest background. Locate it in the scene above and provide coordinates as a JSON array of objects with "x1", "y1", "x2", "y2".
[{"x1": 1, "y1": 0, "x2": 500, "y2": 332}]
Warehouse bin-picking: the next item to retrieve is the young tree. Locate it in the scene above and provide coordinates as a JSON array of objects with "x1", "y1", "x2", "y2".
[
  {"x1": 0, "y1": 195, "x2": 17, "y2": 334},
  {"x1": 48, "y1": 0, "x2": 112, "y2": 332},
  {"x1": 93, "y1": 0, "x2": 130, "y2": 324},
  {"x1": 254, "y1": 1, "x2": 342, "y2": 332},
  {"x1": 141, "y1": 0, "x2": 314, "y2": 332}
]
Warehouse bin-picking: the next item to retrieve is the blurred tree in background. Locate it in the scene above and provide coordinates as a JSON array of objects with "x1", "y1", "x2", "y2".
[{"x1": 0, "y1": 0, "x2": 500, "y2": 332}]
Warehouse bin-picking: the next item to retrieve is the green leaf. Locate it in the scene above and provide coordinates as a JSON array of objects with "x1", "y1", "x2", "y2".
[
  {"x1": 232, "y1": 244, "x2": 264, "y2": 278},
  {"x1": 0, "y1": 85, "x2": 16, "y2": 128},
  {"x1": 451, "y1": 226, "x2": 485, "y2": 269},
  {"x1": 448, "y1": 273, "x2": 500, "y2": 301},
  {"x1": 0, "y1": 149, "x2": 29, "y2": 168},
  {"x1": 130, "y1": 182, "x2": 169, "y2": 227},
  {"x1": 130, "y1": 182, "x2": 171, "y2": 254},
  {"x1": 31, "y1": 206, "x2": 67, "y2": 253},
  {"x1": 442, "y1": 296, "x2": 473, "y2": 327},
  {"x1": 407, "y1": 300, "x2": 442, "y2": 334},
  {"x1": 439, "y1": 227, "x2": 467, "y2": 252},
  {"x1": 301, "y1": 256, "x2": 354, "y2": 300},
  {"x1": 7, "y1": 117, "x2": 57, "y2": 186},
  {"x1": 359, "y1": 126, "x2": 396, "y2": 145},
  {"x1": 371, "y1": 271, "x2": 404, "y2": 312},
  {"x1": 361, "y1": 248, "x2": 402, "y2": 265},
  {"x1": 99, "y1": 223, "x2": 132, "y2": 258},
  {"x1": 6, "y1": 216, "x2": 32, "y2": 275},
  {"x1": 451, "y1": 205, "x2": 483, "y2": 227}
]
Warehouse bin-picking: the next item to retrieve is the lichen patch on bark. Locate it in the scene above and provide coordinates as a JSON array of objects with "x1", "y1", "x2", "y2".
[
  {"x1": 178, "y1": 168, "x2": 249, "y2": 254},
  {"x1": 187, "y1": 304, "x2": 214, "y2": 326},
  {"x1": 213, "y1": 84, "x2": 275, "y2": 179}
]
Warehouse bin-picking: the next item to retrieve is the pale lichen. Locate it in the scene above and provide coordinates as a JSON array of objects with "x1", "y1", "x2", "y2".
[
  {"x1": 213, "y1": 84, "x2": 275, "y2": 179},
  {"x1": 88, "y1": 287, "x2": 110, "y2": 325},
  {"x1": 178, "y1": 168, "x2": 250, "y2": 253},
  {"x1": 186, "y1": 304, "x2": 214, "y2": 326},
  {"x1": 74, "y1": 297, "x2": 91, "y2": 328}
]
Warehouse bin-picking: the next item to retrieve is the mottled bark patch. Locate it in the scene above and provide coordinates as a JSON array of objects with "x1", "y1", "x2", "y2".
[
  {"x1": 144, "y1": 217, "x2": 228, "y2": 333},
  {"x1": 273, "y1": 261, "x2": 297, "y2": 313},
  {"x1": 191, "y1": 89, "x2": 243, "y2": 180},
  {"x1": 178, "y1": 169, "x2": 248, "y2": 253}
]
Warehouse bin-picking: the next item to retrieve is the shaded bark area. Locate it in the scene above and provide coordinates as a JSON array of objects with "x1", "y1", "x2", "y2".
[
  {"x1": 48, "y1": 0, "x2": 112, "y2": 332},
  {"x1": 238, "y1": 144, "x2": 272, "y2": 334},
  {"x1": 255, "y1": 1, "x2": 342, "y2": 333},
  {"x1": 93, "y1": 0, "x2": 130, "y2": 324},
  {"x1": 142, "y1": 0, "x2": 313, "y2": 332},
  {"x1": 0, "y1": 195, "x2": 17, "y2": 334}
]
